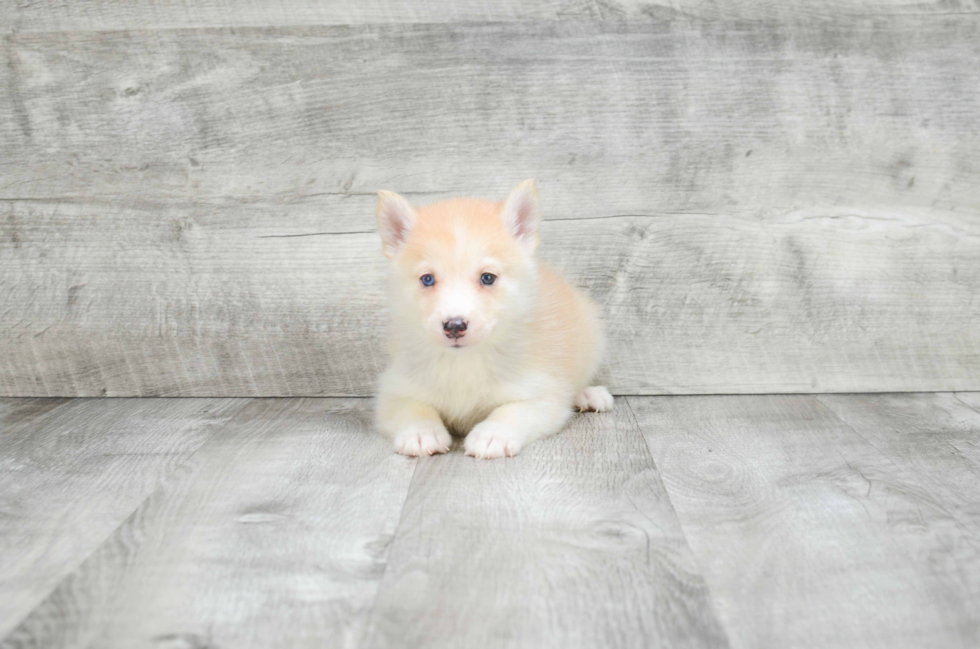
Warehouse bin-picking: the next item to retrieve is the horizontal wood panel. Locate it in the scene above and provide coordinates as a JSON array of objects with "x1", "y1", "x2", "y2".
[
  {"x1": 2, "y1": 20, "x2": 979, "y2": 395},
  {"x1": 2, "y1": 21, "x2": 978, "y2": 216},
  {"x1": 5, "y1": 0, "x2": 978, "y2": 31},
  {"x1": 2, "y1": 201, "x2": 978, "y2": 395}
]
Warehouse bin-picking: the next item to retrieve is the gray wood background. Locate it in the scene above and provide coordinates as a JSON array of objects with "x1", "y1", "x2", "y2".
[{"x1": 1, "y1": 5, "x2": 979, "y2": 396}]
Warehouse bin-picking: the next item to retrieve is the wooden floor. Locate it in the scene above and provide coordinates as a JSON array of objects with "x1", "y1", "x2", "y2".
[{"x1": 0, "y1": 395, "x2": 977, "y2": 648}]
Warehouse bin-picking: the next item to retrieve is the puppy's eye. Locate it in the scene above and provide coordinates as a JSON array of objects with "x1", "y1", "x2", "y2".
[
  {"x1": 480, "y1": 273, "x2": 497, "y2": 286},
  {"x1": 420, "y1": 274, "x2": 435, "y2": 287}
]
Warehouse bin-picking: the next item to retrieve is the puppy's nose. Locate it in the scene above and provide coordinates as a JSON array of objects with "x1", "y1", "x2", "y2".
[{"x1": 443, "y1": 317, "x2": 468, "y2": 339}]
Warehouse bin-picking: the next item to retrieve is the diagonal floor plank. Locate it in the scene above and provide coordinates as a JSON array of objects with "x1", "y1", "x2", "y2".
[
  {"x1": 361, "y1": 401, "x2": 729, "y2": 649},
  {"x1": 0, "y1": 399, "x2": 72, "y2": 443},
  {"x1": 952, "y1": 392, "x2": 980, "y2": 465},
  {"x1": 628, "y1": 394, "x2": 980, "y2": 649},
  {"x1": 956, "y1": 393, "x2": 980, "y2": 409},
  {"x1": 1, "y1": 398, "x2": 416, "y2": 649},
  {"x1": 816, "y1": 392, "x2": 980, "y2": 639},
  {"x1": 0, "y1": 397, "x2": 246, "y2": 639},
  {"x1": 818, "y1": 392, "x2": 980, "y2": 490}
]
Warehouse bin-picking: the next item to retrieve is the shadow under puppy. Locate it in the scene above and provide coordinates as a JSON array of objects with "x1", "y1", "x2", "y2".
[{"x1": 375, "y1": 179, "x2": 613, "y2": 459}]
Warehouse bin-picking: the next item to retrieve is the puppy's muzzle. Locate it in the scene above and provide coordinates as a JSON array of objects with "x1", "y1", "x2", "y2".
[{"x1": 443, "y1": 317, "x2": 468, "y2": 340}]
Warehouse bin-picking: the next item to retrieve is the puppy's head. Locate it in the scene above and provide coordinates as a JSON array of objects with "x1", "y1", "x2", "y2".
[{"x1": 376, "y1": 180, "x2": 541, "y2": 350}]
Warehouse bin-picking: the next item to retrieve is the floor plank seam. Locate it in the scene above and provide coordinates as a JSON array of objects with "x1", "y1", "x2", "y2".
[
  {"x1": 621, "y1": 396, "x2": 736, "y2": 649},
  {"x1": 942, "y1": 394, "x2": 980, "y2": 473},
  {"x1": 811, "y1": 394, "x2": 970, "y2": 495},
  {"x1": 355, "y1": 453, "x2": 421, "y2": 649},
  {"x1": 0, "y1": 398, "x2": 253, "y2": 643},
  {"x1": 952, "y1": 392, "x2": 980, "y2": 418}
]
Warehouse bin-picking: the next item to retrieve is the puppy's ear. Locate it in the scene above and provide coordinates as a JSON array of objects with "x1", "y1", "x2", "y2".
[
  {"x1": 501, "y1": 179, "x2": 541, "y2": 250},
  {"x1": 376, "y1": 190, "x2": 418, "y2": 258}
]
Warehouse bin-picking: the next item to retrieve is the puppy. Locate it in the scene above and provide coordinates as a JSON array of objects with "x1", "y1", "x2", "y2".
[{"x1": 374, "y1": 179, "x2": 613, "y2": 459}]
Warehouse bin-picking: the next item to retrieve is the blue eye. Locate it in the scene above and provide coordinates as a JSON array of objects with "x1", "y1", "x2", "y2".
[
  {"x1": 481, "y1": 273, "x2": 497, "y2": 286},
  {"x1": 421, "y1": 274, "x2": 435, "y2": 287}
]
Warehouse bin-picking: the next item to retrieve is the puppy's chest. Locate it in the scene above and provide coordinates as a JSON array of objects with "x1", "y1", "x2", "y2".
[{"x1": 414, "y1": 353, "x2": 519, "y2": 432}]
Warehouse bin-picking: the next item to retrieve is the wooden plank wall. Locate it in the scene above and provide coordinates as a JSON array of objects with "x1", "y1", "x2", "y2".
[
  {"x1": 1, "y1": 8, "x2": 979, "y2": 396},
  {"x1": 4, "y1": 0, "x2": 979, "y2": 30}
]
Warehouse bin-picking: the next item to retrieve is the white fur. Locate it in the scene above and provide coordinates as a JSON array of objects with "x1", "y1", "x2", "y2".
[
  {"x1": 393, "y1": 420, "x2": 452, "y2": 457},
  {"x1": 375, "y1": 180, "x2": 611, "y2": 459},
  {"x1": 575, "y1": 386, "x2": 615, "y2": 412}
]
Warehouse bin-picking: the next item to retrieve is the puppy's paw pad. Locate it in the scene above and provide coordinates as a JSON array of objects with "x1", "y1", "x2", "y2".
[
  {"x1": 464, "y1": 422, "x2": 523, "y2": 460},
  {"x1": 575, "y1": 386, "x2": 614, "y2": 412},
  {"x1": 394, "y1": 423, "x2": 451, "y2": 457}
]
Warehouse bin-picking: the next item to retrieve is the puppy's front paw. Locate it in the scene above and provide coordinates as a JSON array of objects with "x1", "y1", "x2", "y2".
[
  {"x1": 575, "y1": 386, "x2": 614, "y2": 412},
  {"x1": 464, "y1": 421, "x2": 524, "y2": 459},
  {"x1": 394, "y1": 422, "x2": 451, "y2": 457}
]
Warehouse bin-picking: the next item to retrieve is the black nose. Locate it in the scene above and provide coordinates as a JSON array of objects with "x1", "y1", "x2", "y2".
[{"x1": 443, "y1": 317, "x2": 468, "y2": 339}]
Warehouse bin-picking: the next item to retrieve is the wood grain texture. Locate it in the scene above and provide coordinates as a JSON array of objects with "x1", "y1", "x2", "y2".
[
  {"x1": 0, "y1": 397, "x2": 245, "y2": 639},
  {"x1": 820, "y1": 392, "x2": 980, "y2": 481},
  {"x1": 2, "y1": 394, "x2": 978, "y2": 646},
  {"x1": 3, "y1": 0, "x2": 977, "y2": 31},
  {"x1": 2, "y1": 203, "x2": 978, "y2": 396},
  {"x1": 815, "y1": 392, "x2": 980, "y2": 639},
  {"x1": 954, "y1": 392, "x2": 980, "y2": 428},
  {"x1": 361, "y1": 401, "x2": 729, "y2": 649},
  {"x1": 3, "y1": 21, "x2": 978, "y2": 210},
  {"x1": 2, "y1": 20, "x2": 979, "y2": 396},
  {"x1": 1, "y1": 398, "x2": 417, "y2": 649},
  {"x1": 628, "y1": 394, "x2": 980, "y2": 649},
  {"x1": 0, "y1": 398, "x2": 69, "y2": 434}
]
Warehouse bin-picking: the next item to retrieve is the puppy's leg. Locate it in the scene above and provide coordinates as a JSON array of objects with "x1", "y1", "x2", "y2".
[
  {"x1": 377, "y1": 396, "x2": 451, "y2": 457},
  {"x1": 464, "y1": 397, "x2": 571, "y2": 460},
  {"x1": 574, "y1": 386, "x2": 614, "y2": 412}
]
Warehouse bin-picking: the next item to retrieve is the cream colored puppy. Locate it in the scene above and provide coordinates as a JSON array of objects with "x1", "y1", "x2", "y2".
[{"x1": 375, "y1": 180, "x2": 612, "y2": 459}]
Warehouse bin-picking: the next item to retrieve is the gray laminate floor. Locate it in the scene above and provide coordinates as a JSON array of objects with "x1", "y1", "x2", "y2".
[{"x1": 1, "y1": 394, "x2": 978, "y2": 648}]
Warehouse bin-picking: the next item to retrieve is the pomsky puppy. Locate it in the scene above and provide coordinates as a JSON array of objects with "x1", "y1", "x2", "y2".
[{"x1": 374, "y1": 179, "x2": 613, "y2": 459}]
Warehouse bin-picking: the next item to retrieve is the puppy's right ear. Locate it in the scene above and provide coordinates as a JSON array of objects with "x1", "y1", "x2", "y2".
[{"x1": 376, "y1": 190, "x2": 418, "y2": 258}]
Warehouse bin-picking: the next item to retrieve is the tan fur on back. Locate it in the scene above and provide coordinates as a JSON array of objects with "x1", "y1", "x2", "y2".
[
  {"x1": 527, "y1": 264, "x2": 603, "y2": 391},
  {"x1": 375, "y1": 180, "x2": 610, "y2": 459}
]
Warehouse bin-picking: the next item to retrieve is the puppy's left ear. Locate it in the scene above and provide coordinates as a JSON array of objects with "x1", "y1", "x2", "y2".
[{"x1": 501, "y1": 179, "x2": 541, "y2": 251}]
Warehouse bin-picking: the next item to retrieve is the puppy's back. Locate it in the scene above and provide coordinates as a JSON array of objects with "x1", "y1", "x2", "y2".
[{"x1": 527, "y1": 264, "x2": 604, "y2": 391}]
